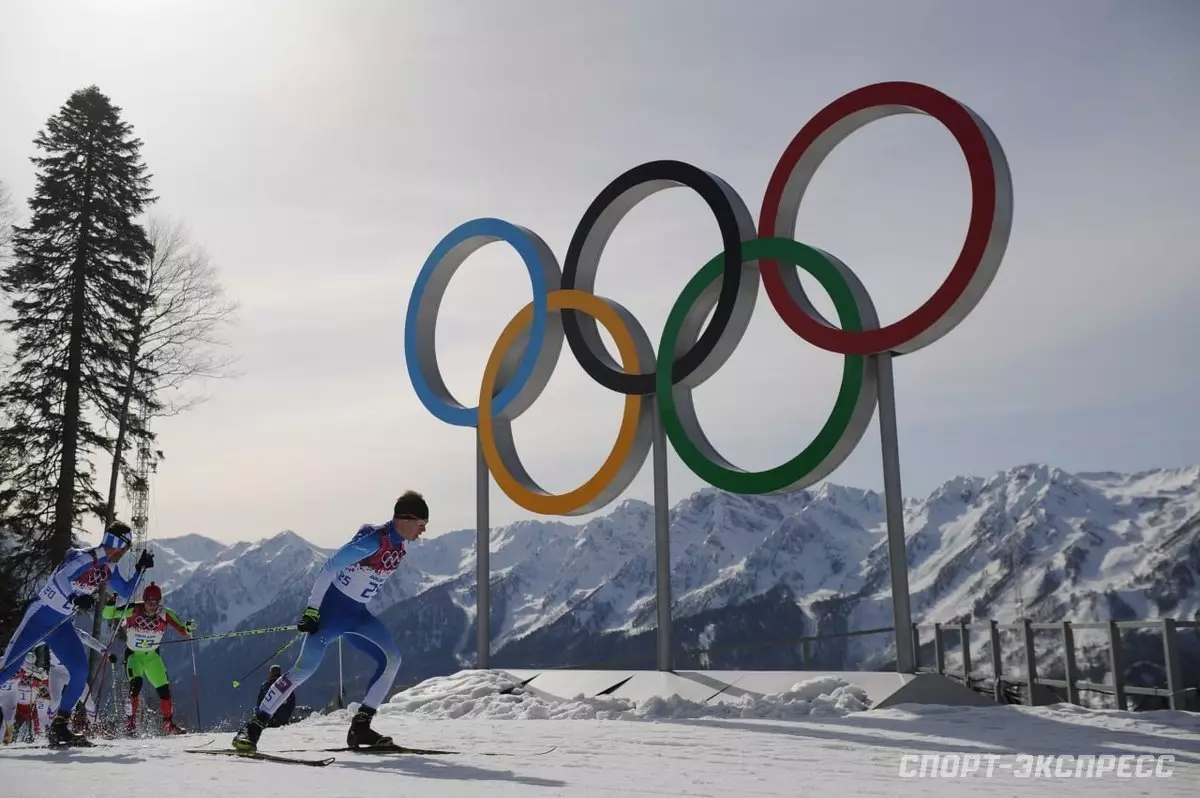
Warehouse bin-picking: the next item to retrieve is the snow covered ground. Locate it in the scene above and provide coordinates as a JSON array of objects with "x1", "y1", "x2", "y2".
[{"x1": 2, "y1": 672, "x2": 1197, "y2": 796}]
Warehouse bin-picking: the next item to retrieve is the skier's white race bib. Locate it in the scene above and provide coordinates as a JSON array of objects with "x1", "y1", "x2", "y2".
[
  {"x1": 125, "y1": 611, "x2": 166, "y2": 650},
  {"x1": 37, "y1": 579, "x2": 74, "y2": 615},
  {"x1": 127, "y1": 629, "x2": 163, "y2": 651},
  {"x1": 334, "y1": 565, "x2": 387, "y2": 602}
]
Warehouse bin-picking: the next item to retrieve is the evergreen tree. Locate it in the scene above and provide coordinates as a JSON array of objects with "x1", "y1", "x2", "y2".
[{"x1": 0, "y1": 85, "x2": 155, "y2": 577}]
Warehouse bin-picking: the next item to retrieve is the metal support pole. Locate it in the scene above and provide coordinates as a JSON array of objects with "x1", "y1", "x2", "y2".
[
  {"x1": 1021, "y1": 618, "x2": 1037, "y2": 706},
  {"x1": 874, "y1": 354, "x2": 915, "y2": 673},
  {"x1": 959, "y1": 621, "x2": 971, "y2": 686},
  {"x1": 651, "y1": 397, "x2": 672, "y2": 671},
  {"x1": 337, "y1": 638, "x2": 344, "y2": 708},
  {"x1": 475, "y1": 430, "x2": 491, "y2": 669},
  {"x1": 1161, "y1": 619, "x2": 1183, "y2": 710},
  {"x1": 989, "y1": 621, "x2": 1003, "y2": 703},
  {"x1": 1062, "y1": 622, "x2": 1079, "y2": 705},
  {"x1": 1107, "y1": 620, "x2": 1127, "y2": 710}
]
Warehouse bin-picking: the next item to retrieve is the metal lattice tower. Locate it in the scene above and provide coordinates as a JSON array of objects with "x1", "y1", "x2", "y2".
[{"x1": 125, "y1": 399, "x2": 156, "y2": 552}]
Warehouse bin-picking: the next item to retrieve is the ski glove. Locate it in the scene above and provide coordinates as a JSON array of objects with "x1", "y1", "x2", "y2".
[
  {"x1": 69, "y1": 593, "x2": 96, "y2": 611},
  {"x1": 185, "y1": 618, "x2": 197, "y2": 634},
  {"x1": 297, "y1": 607, "x2": 320, "y2": 634},
  {"x1": 135, "y1": 550, "x2": 154, "y2": 572}
]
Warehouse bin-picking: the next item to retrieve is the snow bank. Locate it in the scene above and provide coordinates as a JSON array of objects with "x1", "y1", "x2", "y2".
[{"x1": 379, "y1": 670, "x2": 870, "y2": 721}]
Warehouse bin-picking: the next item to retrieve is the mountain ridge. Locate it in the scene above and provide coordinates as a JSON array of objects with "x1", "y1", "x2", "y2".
[{"x1": 122, "y1": 461, "x2": 1198, "y2": 727}]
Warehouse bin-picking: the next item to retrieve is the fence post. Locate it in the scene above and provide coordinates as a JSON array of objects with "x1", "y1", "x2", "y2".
[
  {"x1": 1021, "y1": 618, "x2": 1037, "y2": 706},
  {"x1": 990, "y1": 620, "x2": 1003, "y2": 703},
  {"x1": 1061, "y1": 621, "x2": 1078, "y2": 705},
  {"x1": 1107, "y1": 621, "x2": 1127, "y2": 711},
  {"x1": 1161, "y1": 619, "x2": 1183, "y2": 711},
  {"x1": 959, "y1": 621, "x2": 972, "y2": 687}
]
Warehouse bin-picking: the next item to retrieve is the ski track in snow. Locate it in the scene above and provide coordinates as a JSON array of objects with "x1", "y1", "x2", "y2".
[{"x1": 2, "y1": 672, "x2": 1197, "y2": 797}]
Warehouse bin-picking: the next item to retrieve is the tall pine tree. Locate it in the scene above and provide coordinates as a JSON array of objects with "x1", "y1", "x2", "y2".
[{"x1": 0, "y1": 86, "x2": 155, "y2": 579}]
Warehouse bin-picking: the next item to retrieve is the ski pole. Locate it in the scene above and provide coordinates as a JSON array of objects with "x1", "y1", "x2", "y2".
[
  {"x1": 231, "y1": 633, "x2": 302, "y2": 689},
  {"x1": 190, "y1": 638, "x2": 201, "y2": 732},
  {"x1": 158, "y1": 624, "x2": 298, "y2": 645}
]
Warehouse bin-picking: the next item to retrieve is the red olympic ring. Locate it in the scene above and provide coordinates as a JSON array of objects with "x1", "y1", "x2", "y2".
[{"x1": 758, "y1": 81, "x2": 1012, "y2": 356}]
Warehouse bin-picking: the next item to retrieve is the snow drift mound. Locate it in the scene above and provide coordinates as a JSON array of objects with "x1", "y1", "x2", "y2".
[{"x1": 379, "y1": 670, "x2": 870, "y2": 721}]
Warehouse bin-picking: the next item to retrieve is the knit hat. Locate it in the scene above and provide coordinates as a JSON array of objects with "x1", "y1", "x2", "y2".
[{"x1": 393, "y1": 491, "x2": 428, "y2": 520}]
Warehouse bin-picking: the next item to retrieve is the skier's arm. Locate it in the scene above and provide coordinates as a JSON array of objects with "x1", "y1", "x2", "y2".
[
  {"x1": 305, "y1": 532, "x2": 379, "y2": 607},
  {"x1": 39, "y1": 550, "x2": 100, "y2": 612},
  {"x1": 101, "y1": 603, "x2": 134, "y2": 621},
  {"x1": 163, "y1": 607, "x2": 189, "y2": 637},
  {"x1": 106, "y1": 566, "x2": 140, "y2": 602}
]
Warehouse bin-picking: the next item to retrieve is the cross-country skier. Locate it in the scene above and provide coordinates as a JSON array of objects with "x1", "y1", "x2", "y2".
[
  {"x1": 0, "y1": 521, "x2": 153, "y2": 746},
  {"x1": 0, "y1": 653, "x2": 44, "y2": 743},
  {"x1": 103, "y1": 581, "x2": 196, "y2": 735},
  {"x1": 231, "y1": 491, "x2": 428, "y2": 752}
]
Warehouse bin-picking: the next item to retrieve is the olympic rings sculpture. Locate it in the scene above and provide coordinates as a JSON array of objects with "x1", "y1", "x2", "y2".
[{"x1": 404, "y1": 81, "x2": 1013, "y2": 517}]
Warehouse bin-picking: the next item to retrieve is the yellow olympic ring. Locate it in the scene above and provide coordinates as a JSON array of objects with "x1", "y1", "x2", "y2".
[{"x1": 478, "y1": 289, "x2": 647, "y2": 516}]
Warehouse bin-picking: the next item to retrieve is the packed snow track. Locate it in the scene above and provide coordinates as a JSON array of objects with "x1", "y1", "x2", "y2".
[{"x1": 2, "y1": 672, "x2": 1196, "y2": 796}]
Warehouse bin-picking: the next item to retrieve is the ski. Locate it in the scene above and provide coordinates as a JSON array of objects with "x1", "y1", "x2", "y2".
[
  {"x1": 276, "y1": 742, "x2": 557, "y2": 757},
  {"x1": 185, "y1": 747, "x2": 336, "y2": 767},
  {"x1": 17, "y1": 741, "x2": 106, "y2": 749}
]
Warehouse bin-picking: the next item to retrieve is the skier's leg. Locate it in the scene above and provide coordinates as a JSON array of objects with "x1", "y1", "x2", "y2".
[
  {"x1": 233, "y1": 590, "x2": 353, "y2": 750},
  {"x1": 341, "y1": 609, "x2": 402, "y2": 747},
  {"x1": 125, "y1": 653, "x2": 146, "y2": 732},
  {"x1": 48, "y1": 661, "x2": 68, "y2": 715},
  {"x1": 42, "y1": 618, "x2": 89, "y2": 737},
  {"x1": 142, "y1": 652, "x2": 182, "y2": 732},
  {"x1": 0, "y1": 684, "x2": 15, "y2": 743},
  {"x1": 344, "y1": 612, "x2": 402, "y2": 712},
  {"x1": 256, "y1": 630, "x2": 333, "y2": 719},
  {"x1": 0, "y1": 604, "x2": 63, "y2": 685}
]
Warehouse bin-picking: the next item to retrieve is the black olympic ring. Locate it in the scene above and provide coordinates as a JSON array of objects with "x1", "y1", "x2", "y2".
[{"x1": 560, "y1": 159, "x2": 756, "y2": 396}]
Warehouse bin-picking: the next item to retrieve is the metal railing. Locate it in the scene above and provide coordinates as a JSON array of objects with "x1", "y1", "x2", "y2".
[
  {"x1": 915, "y1": 618, "x2": 1199, "y2": 711},
  {"x1": 671, "y1": 616, "x2": 1198, "y2": 712}
]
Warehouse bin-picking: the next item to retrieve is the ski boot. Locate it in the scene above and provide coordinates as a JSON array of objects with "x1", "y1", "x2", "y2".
[
  {"x1": 232, "y1": 714, "x2": 267, "y2": 752},
  {"x1": 160, "y1": 698, "x2": 186, "y2": 734},
  {"x1": 47, "y1": 712, "x2": 94, "y2": 747},
  {"x1": 346, "y1": 706, "x2": 392, "y2": 749}
]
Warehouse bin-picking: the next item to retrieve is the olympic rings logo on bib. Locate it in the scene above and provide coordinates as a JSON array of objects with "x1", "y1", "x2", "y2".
[
  {"x1": 375, "y1": 549, "x2": 404, "y2": 571},
  {"x1": 130, "y1": 614, "x2": 161, "y2": 632},
  {"x1": 404, "y1": 81, "x2": 1012, "y2": 515}
]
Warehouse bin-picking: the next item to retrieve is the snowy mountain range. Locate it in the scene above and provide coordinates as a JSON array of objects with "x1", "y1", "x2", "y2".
[{"x1": 130, "y1": 462, "x2": 1199, "y2": 728}]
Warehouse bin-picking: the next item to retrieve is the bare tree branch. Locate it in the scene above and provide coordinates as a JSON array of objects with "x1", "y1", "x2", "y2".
[
  {"x1": 0, "y1": 180, "x2": 14, "y2": 264},
  {"x1": 100, "y1": 215, "x2": 240, "y2": 526},
  {"x1": 136, "y1": 215, "x2": 241, "y2": 416}
]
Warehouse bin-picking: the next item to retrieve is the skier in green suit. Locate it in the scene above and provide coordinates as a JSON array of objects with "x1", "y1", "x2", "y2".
[{"x1": 102, "y1": 581, "x2": 196, "y2": 735}]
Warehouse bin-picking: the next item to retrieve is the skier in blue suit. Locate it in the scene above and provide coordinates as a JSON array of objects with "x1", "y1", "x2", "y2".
[
  {"x1": 232, "y1": 491, "x2": 428, "y2": 752},
  {"x1": 0, "y1": 521, "x2": 153, "y2": 746}
]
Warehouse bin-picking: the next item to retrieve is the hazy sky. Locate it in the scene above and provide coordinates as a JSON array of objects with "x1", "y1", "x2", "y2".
[{"x1": 1, "y1": 0, "x2": 1197, "y2": 549}]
